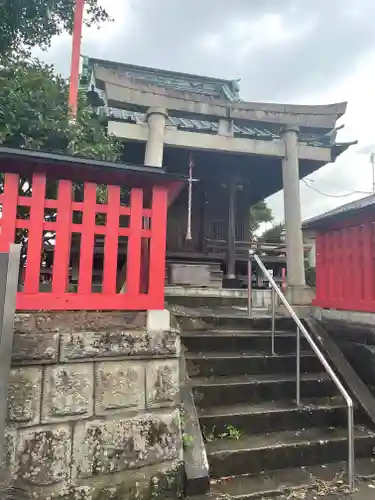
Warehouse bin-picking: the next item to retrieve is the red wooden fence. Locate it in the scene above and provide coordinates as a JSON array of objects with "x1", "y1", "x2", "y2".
[
  {"x1": 313, "y1": 217, "x2": 375, "y2": 312},
  {"x1": 0, "y1": 171, "x2": 168, "y2": 310}
]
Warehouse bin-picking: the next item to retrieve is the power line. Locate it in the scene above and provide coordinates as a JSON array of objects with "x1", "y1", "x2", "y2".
[{"x1": 302, "y1": 178, "x2": 372, "y2": 198}]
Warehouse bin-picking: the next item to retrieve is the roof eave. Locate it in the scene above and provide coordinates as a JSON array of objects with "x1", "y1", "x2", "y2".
[{"x1": 332, "y1": 140, "x2": 358, "y2": 161}]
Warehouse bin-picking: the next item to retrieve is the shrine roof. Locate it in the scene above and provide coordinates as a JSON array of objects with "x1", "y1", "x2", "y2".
[
  {"x1": 0, "y1": 146, "x2": 189, "y2": 187},
  {"x1": 83, "y1": 56, "x2": 348, "y2": 130},
  {"x1": 302, "y1": 193, "x2": 375, "y2": 230},
  {"x1": 83, "y1": 56, "x2": 240, "y2": 102},
  {"x1": 82, "y1": 56, "x2": 356, "y2": 157}
]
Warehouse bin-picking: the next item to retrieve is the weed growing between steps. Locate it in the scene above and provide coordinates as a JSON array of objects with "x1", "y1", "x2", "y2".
[
  {"x1": 203, "y1": 425, "x2": 244, "y2": 442},
  {"x1": 180, "y1": 408, "x2": 194, "y2": 449}
]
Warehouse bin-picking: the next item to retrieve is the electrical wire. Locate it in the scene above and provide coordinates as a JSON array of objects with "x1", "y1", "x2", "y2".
[{"x1": 301, "y1": 178, "x2": 372, "y2": 198}]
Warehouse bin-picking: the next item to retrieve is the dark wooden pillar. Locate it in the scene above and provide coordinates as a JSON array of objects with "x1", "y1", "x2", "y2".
[{"x1": 227, "y1": 177, "x2": 236, "y2": 279}]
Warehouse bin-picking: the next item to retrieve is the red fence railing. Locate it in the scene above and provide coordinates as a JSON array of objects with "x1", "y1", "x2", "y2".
[
  {"x1": 0, "y1": 171, "x2": 168, "y2": 310},
  {"x1": 313, "y1": 218, "x2": 375, "y2": 312}
]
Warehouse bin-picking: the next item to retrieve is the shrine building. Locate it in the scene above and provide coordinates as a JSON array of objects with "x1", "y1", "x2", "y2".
[{"x1": 82, "y1": 56, "x2": 355, "y2": 304}]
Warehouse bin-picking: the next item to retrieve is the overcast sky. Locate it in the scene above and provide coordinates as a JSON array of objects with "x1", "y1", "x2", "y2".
[{"x1": 36, "y1": 0, "x2": 375, "y2": 224}]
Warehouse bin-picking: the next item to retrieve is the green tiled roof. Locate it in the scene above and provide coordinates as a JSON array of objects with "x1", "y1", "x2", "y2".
[
  {"x1": 82, "y1": 56, "x2": 241, "y2": 102},
  {"x1": 100, "y1": 107, "x2": 334, "y2": 147}
]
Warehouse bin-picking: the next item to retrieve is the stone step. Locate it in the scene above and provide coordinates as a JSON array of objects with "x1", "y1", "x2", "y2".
[
  {"x1": 206, "y1": 425, "x2": 375, "y2": 478},
  {"x1": 192, "y1": 373, "x2": 335, "y2": 407},
  {"x1": 185, "y1": 350, "x2": 321, "y2": 377},
  {"x1": 182, "y1": 330, "x2": 309, "y2": 354},
  {"x1": 188, "y1": 458, "x2": 375, "y2": 499},
  {"x1": 175, "y1": 309, "x2": 295, "y2": 332},
  {"x1": 199, "y1": 397, "x2": 347, "y2": 437}
]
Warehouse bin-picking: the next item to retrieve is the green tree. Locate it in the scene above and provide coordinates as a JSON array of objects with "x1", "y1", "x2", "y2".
[
  {"x1": 0, "y1": 0, "x2": 110, "y2": 54},
  {"x1": 249, "y1": 200, "x2": 273, "y2": 239},
  {"x1": 0, "y1": 53, "x2": 123, "y2": 266},
  {"x1": 0, "y1": 53, "x2": 121, "y2": 160},
  {"x1": 259, "y1": 222, "x2": 285, "y2": 243}
]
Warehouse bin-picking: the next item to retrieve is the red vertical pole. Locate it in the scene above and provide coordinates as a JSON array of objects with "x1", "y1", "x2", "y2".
[
  {"x1": 342, "y1": 226, "x2": 350, "y2": 306},
  {"x1": 23, "y1": 173, "x2": 46, "y2": 294},
  {"x1": 315, "y1": 233, "x2": 322, "y2": 303},
  {"x1": 319, "y1": 232, "x2": 327, "y2": 302},
  {"x1": 102, "y1": 186, "x2": 121, "y2": 294},
  {"x1": 68, "y1": 0, "x2": 85, "y2": 118},
  {"x1": 78, "y1": 183, "x2": 96, "y2": 294},
  {"x1": 0, "y1": 174, "x2": 18, "y2": 252},
  {"x1": 362, "y1": 222, "x2": 372, "y2": 305},
  {"x1": 332, "y1": 230, "x2": 340, "y2": 302},
  {"x1": 52, "y1": 180, "x2": 73, "y2": 294},
  {"x1": 126, "y1": 188, "x2": 143, "y2": 298},
  {"x1": 148, "y1": 186, "x2": 168, "y2": 308}
]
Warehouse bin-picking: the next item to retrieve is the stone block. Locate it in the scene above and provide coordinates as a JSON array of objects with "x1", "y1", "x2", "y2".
[
  {"x1": 95, "y1": 361, "x2": 145, "y2": 415},
  {"x1": 73, "y1": 410, "x2": 181, "y2": 479},
  {"x1": 146, "y1": 360, "x2": 179, "y2": 408},
  {"x1": 7, "y1": 367, "x2": 42, "y2": 426},
  {"x1": 4, "y1": 427, "x2": 17, "y2": 476},
  {"x1": 14, "y1": 425, "x2": 71, "y2": 487},
  {"x1": 147, "y1": 309, "x2": 170, "y2": 332},
  {"x1": 14, "y1": 312, "x2": 146, "y2": 334},
  {"x1": 42, "y1": 364, "x2": 93, "y2": 423},
  {"x1": 60, "y1": 329, "x2": 179, "y2": 362},
  {"x1": 12, "y1": 332, "x2": 59, "y2": 365},
  {"x1": 149, "y1": 329, "x2": 180, "y2": 357}
]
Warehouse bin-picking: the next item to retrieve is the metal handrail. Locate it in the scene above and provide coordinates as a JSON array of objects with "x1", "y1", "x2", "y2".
[{"x1": 247, "y1": 251, "x2": 355, "y2": 491}]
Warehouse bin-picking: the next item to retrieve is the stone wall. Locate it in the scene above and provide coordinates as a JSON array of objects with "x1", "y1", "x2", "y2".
[
  {"x1": 5, "y1": 312, "x2": 183, "y2": 500},
  {"x1": 313, "y1": 308, "x2": 375, "y2": 391}
]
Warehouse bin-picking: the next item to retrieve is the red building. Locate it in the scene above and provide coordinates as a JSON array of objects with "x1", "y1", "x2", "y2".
[{"x1": 303, "y1": 193, "x2": 375, "y2": 312}]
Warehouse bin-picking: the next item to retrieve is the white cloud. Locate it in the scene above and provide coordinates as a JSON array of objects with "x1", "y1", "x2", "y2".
[
  {"x1": 266, "y1": 47, "x2": 375, "y2": 223},
  {"x1": 33, "y1": 0, "x2": 375, "y2": 226},
  {"x1": 33, "y1": 0, "x2": 136, "y2": 76}
]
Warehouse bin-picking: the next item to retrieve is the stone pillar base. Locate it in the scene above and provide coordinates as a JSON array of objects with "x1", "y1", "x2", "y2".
[
  {"x1": 286, "y1": 285, "x2": 315, "y2": 306},
  {"x1": 147, "y1": 309, "x2": 171, "y2": 332}
]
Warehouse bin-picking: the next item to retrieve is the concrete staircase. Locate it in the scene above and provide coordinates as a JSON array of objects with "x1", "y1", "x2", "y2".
[{"x1": 182, "y1": 313, "x2": 375, "y2": 499}]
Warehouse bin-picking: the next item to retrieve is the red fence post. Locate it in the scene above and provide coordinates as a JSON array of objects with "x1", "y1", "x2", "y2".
[
  {"x1": 0, "y1": 174, "x2": 18, "y2": 252},
  {"x1": 148, "y1": 186, "x2": 168, "y2": 309},
  {"x1": 78, "y1": 183, "x2": 97, "y2": 295},
  {"x1": 363, "y1": 222, "x2": 373, "y2": 304},
  {"x1": 52, "y1": 180, "x2": 73, "y2": 294},
  {"x1": 23, "y1": 173, "x2": 46, "y2": 294},
  {"x1": 102, "y1": 185, "x2": 121, "y2": 295},
  {"x1": 126, "y1": 188, "x2": 143, "y2": 299}
]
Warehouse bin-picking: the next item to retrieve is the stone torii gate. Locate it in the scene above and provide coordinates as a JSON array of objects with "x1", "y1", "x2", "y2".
[{"x1": 84, "y1": 58, "x2": 356, "y2": 304}]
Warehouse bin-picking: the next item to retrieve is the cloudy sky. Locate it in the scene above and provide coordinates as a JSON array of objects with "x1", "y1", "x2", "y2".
[{"x1": 36, "y1": 0, "x2": 375, "y2": 223}]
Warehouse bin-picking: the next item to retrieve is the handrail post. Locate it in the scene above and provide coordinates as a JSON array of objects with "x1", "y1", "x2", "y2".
[
  {"x1": 296, "y1": 326, "x2": 300, "y2": 406},
  {"x1": 271, "y1": 287, "x2": 275, "y2": 355},
  {"x1": 247, "y1": 252, "x2": 252, "y2": 318},
  {"x1": 250, "y1": 252, "x2": 355, "y2": 490},
  {"x1": 348, "y1": 403, "x2": 355, "y2": 491}
]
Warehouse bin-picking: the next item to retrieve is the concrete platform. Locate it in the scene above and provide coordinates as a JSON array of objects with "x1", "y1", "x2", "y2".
[
  {"x1": 165, "y1": 286, "x2": 275, "y2": 309},
  {"x1": 168, "y1": 303, "x2": 269, "y2": 318}
]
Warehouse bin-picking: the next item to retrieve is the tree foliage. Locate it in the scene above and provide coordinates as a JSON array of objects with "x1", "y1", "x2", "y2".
[
  {"x1": 0, "y1": 0, "x2": 110, "y2": 54},
  {"x1": 259, "y1": 222, "x2": 285, "y2": 243},
  {"x1": 249, "y1": 200, "x2": 273, "y2": 238},
  {"x1": 0, "y1": 53, "x2": 122, "y2": 160},
  {"x1": 0, "y1": 53, "x2": 123, "y2": 267}
]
